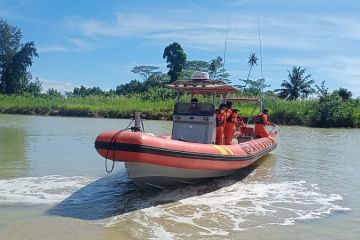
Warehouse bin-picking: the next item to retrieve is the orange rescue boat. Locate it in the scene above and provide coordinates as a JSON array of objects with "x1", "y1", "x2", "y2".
[{"x1": 94, "y1": 72, "x2": 279, "y2": 190}]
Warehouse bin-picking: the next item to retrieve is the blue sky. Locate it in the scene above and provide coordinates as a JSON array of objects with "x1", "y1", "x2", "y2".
[{"x1": 1, "y1": 0, "x2": 359, "y2": 95}]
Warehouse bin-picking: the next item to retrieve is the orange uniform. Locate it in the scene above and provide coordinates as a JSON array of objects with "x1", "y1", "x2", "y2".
[
  {"x1": 237, "y1": 115, "x2": 245, "y2": 128},
  {"x1": 254, "y1": 113, "x2": 271, "y2": 138},
  {"x1": 215, "y1": 109, "x2": 226, "y2": 145},
  {"x1": 224, "y1": 109, "x2": 237, "y2": 145}
]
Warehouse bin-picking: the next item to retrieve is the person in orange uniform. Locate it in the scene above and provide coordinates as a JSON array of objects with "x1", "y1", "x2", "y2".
[
  {"x1": 224, "y1": 108, "x2": 238, "y2": 145},
  {"x1": 224, "y1": 101, "x2": 234, "y2": 127},
  {"x1": 215, "y1": 103, "x2": 227, "y2": 145},
  {"x1": 237, "y1": 112, "x2": 245, "y2": 129},
  {"x1": 254, "y1": 108, "x2": 275, "y2": 138}
]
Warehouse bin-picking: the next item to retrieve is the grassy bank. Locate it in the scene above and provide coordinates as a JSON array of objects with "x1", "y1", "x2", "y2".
[
  {"x1": 0, "y1": 94, "x2": 359, "y2": 127},
  {"x1": 0, "y1": 94, "x2": 174, "y2": 120}
]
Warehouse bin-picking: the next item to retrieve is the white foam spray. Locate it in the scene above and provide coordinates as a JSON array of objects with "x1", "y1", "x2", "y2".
[
  {"x1": 106, "y1": 180, "x2": 351, "y2": 238},
  {"x1": 0, "y1": 175, "x2": 94, "y2": 204}
]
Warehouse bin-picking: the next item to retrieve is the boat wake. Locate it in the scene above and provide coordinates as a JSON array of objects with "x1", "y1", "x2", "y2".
[
  {"x1": 104, "y1": 178, "x2": 351, "y2": 237},
  {"x1": 0, "y1": 174, "x2": 351, "y2": 236},
  {"x1": 0, "y1": 175, "x2": 94, "y2": 204}
]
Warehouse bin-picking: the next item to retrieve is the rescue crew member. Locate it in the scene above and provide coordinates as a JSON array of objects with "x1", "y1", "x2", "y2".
[
  {"x1": 215, "y1": 103, "x2": 227, "y2": 145},
  {"x1": 224, "y1": 108, "x2": 239, "y2": 145},
  {"x1": 237, "y1": 112, "x2": 245, "y2": 128},
  {"x1": 254, "y1": 108, "x2": 275, "y2": 138},
  {"x1": 189, "y1": 98, "x2": 200, "y2": 114},
  {"x1": 224, "y1": 101, "x2": 234, "y2": 138},
  {"x1": 190, "y1": 98, "x2": 198, "y2": 104}
]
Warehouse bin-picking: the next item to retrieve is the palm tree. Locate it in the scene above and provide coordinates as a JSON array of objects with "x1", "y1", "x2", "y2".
[
  {"x1": 247, "y1": 53, "x2": 258, "y2": 80},
  {"x1": 247, "y1": 53, "x2": 259, "y2": 80},
  {"x1": 275, "y1": 66, "x2": 315, "y2": 100}
]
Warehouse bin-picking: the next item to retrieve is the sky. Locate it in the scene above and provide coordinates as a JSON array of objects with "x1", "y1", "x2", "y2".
[{"x1": 1, "y1": 0, "x2": 359, "y2": 95}]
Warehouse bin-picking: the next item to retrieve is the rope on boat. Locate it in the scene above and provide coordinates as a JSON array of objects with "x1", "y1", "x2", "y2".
[{"x1": 105, "y1": 119, "x2": 134, "y2": 173}]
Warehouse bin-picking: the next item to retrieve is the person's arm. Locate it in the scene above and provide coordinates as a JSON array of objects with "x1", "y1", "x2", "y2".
[
  {"x1": 262, "y1": 114, "x2": 273, "y2": 126},
  {"x1": 226, "y1": 108, "x2": 233, "y2": 118}
]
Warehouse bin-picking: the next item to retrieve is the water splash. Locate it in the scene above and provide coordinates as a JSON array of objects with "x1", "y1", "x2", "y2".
[
  {"x1": 0, "y1": 175, "x2": 351, "y2": 238},
  {"x1": 106, "y1": 180, "x2": 351, "y2": 238},
  {"x1": 0, "y1": 175, "x2": 94, "y2": 204}
]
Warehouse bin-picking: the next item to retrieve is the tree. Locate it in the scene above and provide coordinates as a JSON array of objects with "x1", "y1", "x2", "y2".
[
  {"x1": 217, "y1": 67, "x2": 231, "y2": 84},
  {"x1": 334, "y1": 87, "x2": 352, "y2": 101},
  {"x1": 184, "y1": 60, "x2": 209, "y2": 72},
  {"x1": 315, "y1": 80, "x2": 329, "y2": 97},
  {"x1": 247, "y1": 53, "x2": 258, "y2": 80},
  {"x1": 72, "y1": 85, "x2": 104, "y2": 97},
  {"x1": 0, "y1": 19, "x2": 38, "y2": 94},
  {"x1": 308, "y1": 81, "x2": 354, "y2": 127},
  {"x1": 208, "y1": 56, "x2": 223, "y2": 79},
  {"x1": 47, "y1": 88, "x2": 62, "y2": 97},
  {"x1": 208, "y1": 56, "x2": 231, "y2": 83},
  {"x1": 143, "y1": 73, "x2": 169, "y2": 89},
  {"x1": 131, "y1": 65, "x2": 161, "y2": 81},
  {"x1": 22, "y1": 76, "x2": 42, "y2": 95},
  {"x1": 181, "y1": 60, "x2": 209, "y2": 80},
  {"x1": 115, "y1": 80, "x2": 145, "y2": 95},
  {"x1": 163, "y1": 42, "x2": 187, "y2": 83},
  {"x1": 275, "y1": 66, "x2": 315, "y2": 100},
  {"x1": 236, "y1": 78, "x2": 270, "y2": 96}
]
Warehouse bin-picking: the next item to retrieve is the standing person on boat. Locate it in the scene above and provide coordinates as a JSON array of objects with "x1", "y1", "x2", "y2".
[
  {"x1": 223, "y1": 101, "x2": 236, "y2": 144},
  {"x1": 254, "y1": 108, "x2": 275, "y2": 138},
  {"x1": 215, "y1": 103, "x2": 227, "y2": 145},
  {"x1": 224, "y1": 101, "x2": 234, "y2": 131},
  {"x1": 189, "y1": 98, "x2": 200, "y2": 114},
  {"x1": 236, "y1": 111, "x2": 246, "y2": 129},
  {"x1": 190, "y1": 98, "x2": 198, "y2": 105},
  {"x1": 224, "y1": 108, "x2": 239, "y2": 145}
]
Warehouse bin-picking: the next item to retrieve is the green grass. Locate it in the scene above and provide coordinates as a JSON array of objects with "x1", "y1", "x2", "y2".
[
  {"x1": 0, "y1": 94, "x2": 175, "y2": 119},
  {"x1": 0, "y1": 94, "x2": 359, "y2": 127}
]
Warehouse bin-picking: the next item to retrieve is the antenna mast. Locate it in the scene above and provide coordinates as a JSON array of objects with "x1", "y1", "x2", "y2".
[
  {"x1": 223, "y1": 16, "x2": 230, "y2": 68},
  {"x1": 258, "y1": 15, "x2": 264, "y2": 79}
]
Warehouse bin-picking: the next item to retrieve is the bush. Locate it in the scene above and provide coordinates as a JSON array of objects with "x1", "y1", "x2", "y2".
[
  {"x1": 306, "y1": 93, "x2": 355, "y2": 127},
  {"x1": 140, "y1": 87, "x2": 177, "y2": 101}
]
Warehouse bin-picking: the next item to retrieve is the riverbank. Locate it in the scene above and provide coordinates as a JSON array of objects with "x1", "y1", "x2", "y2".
[
  {"x1": 1, "y1": 94, "x2": 359, "y2": 127},
  {"x1": 0, "y1": 94, "x2": 174, "y2": 120}
]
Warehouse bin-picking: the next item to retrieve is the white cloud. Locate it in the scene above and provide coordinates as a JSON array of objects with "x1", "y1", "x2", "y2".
[
  {"x1": 64, "y1": 10, "x2": 360, "y2": 52},
  {"x1": 38, "y1": 37, "x2": 96, "y2": 53},
  {"x1": 38, "y1": 45, "x2": 71, "y2": 53},
  {"x1": 39, "y1": 78, "x2": 78, "y2": 93}
]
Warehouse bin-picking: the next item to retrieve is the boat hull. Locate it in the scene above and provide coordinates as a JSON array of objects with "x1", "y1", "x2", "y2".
[
  {"x1": 125, "y1": 162, "x2": 240, "y2": 189},
  {"x1": 95, "y1": 131, "x2": 277, "y2": 189}
]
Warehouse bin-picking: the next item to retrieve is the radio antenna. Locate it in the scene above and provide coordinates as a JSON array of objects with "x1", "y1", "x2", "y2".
[
  {"x1": 258, "y1": 15, "x2": 264, "y2": 79},
  {"x1": 223, "y1": 15, "x2": 230, "y2": 68}
]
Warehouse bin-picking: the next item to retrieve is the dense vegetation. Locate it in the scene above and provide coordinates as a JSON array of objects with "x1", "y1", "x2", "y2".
[
  {"x1": 1, "y1": 19, "x2": 359, "y2": 128},
  {"x1": 1, "y1": 92, "x2": 359, "y2": 128}
]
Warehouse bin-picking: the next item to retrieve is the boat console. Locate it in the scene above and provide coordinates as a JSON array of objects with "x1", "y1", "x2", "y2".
[{"x1": 171, "y1": 102, "x2": 216, "y2": 144}]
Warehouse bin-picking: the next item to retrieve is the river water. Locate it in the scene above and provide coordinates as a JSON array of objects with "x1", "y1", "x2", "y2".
[{"x1": 0, "y1": 114, "x2": 359, "y2": 240}]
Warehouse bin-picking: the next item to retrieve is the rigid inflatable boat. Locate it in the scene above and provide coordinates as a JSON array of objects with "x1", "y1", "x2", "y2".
[{"x1": 94, "y1": 72, "x2": 279, "y2": 189}]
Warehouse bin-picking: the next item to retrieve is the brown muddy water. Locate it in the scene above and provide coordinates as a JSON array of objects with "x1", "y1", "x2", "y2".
[{"x1": 0, "y1": 114, "x2": 359, "y2": 239}]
